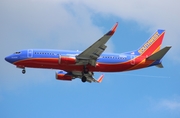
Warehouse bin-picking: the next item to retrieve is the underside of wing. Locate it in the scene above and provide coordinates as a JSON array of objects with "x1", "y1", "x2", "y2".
[{"x1": 71, "y1": 71, "x2": 104, "y2": 83}]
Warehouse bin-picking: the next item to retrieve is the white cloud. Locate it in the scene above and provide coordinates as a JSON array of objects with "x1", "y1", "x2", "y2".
[
  {"x1": 155, "y1": 95, "x2": 180, "y2": 113},
  {"x1": 0, "y1": 0, "x2": 115, "y2": 51},
  {"x1": 149, "y1": 95, "x2": 180, "y2": 112},
  {"x1": 159, "y1": 99, "x2": 180, "y2": 111}
]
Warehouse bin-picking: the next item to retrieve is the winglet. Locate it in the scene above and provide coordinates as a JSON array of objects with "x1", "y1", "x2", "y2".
[
  {"x1": 106, "y1": 22, "x2": 118, "y2": 36},
  {"x1": 96, "y1": 74, "x2": 104, "y2": 83}
]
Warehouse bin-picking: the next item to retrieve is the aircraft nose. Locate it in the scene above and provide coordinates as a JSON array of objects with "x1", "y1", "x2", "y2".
[{"x1": 5, "y1": 56, "x2": 11, "y2": 63}]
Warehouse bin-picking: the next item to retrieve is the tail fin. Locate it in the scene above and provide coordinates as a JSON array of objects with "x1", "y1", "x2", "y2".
[{"x1": 136, "y1": 30, "x2": 165, "y2": 56}]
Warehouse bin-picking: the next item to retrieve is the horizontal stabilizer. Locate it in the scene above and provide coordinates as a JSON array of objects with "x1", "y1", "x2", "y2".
[
  {"x1": 147, "y1": 46, "x2": 171, "y2": 60},
  {"x1": 156, "y1": 63, "x2": 164, "y2": 68}
]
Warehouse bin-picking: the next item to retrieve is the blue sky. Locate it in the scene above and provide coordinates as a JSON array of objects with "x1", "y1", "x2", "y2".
[{"x1": 0, "y1": 0, "x2": 180, "y2": 118}]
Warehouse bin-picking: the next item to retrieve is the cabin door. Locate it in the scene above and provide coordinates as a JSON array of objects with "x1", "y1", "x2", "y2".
[
  {"x1": 27, "y1": 49, "x2": 33, "y2": 58},
  {"x1": 130, "y1": 55, "x2": 135, "y2": 65}
]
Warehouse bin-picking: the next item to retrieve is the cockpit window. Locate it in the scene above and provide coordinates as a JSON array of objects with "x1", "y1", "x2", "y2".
[{"x1": 14, "y1": 52, "x2": 21, "y2": 54}]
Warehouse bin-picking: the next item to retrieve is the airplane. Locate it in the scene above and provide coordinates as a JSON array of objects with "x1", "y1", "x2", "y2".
[{"x1": 5, "y1": 22, "x2": 171, "y2": 83}]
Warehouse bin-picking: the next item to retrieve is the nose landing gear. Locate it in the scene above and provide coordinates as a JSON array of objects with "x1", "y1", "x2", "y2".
[
  {"x1": 16, "y1": 65, "x2": 26, "y2": 74},
  {"x1": 22, "y1": 69, "x2": 26, "y2": 74}
]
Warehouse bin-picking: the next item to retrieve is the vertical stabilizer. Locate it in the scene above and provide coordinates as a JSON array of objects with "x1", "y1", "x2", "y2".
[{"x1": 136, "y1": 30, "x2": 165, "y2": 57}]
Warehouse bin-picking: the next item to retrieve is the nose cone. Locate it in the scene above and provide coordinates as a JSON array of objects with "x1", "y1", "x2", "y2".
[
  {"x1": 5, "y1": 56, "x2": 11, "y2": 63},
  {"x1": 5, "y1": 55, "x2": 14, "y2": 64}
]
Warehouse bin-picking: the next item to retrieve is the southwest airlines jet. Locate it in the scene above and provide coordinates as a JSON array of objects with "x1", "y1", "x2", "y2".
[{"x1": 5, "y1": 23, "x2": 171, "y2": 83}]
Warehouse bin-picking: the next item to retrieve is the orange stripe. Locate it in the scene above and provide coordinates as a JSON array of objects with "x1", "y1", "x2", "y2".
[{"x1": 126, "y1": 45, "x2": 162, "y2": 71}]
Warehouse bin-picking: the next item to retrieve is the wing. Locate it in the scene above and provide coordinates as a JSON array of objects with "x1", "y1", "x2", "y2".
[{"x1": 76, "y1": 22, "x2": 118, "y2": 66}]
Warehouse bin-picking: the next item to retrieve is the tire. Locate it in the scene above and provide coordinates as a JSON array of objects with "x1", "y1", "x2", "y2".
[
  {"x1": 22, "y1": 69, "x2": 26, "y2": 74},
  {"x1": 81, "y1": 76, "x2": 87, "y2": 82}
]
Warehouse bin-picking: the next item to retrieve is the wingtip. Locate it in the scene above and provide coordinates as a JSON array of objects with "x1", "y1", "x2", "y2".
[
  {"x1": 106, "y1": 22, "x2": 118, "y2": 36},
  {"x1": 97, "y1": 74, "x2": 104, "y2": 83},
  {"x1": 112, "y1": 22, "x2": 118, "y2": 31}
]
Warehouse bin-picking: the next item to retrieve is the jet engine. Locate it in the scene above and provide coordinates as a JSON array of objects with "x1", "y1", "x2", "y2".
[{"x1": 56, "y1": 70, "x2": 73, "y2": 81}]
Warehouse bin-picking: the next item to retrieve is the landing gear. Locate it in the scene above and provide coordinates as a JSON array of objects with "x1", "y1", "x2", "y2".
[
  {"x1": 81, "y1": 65, "x2": 89, "y2": 82},
  {"x1": 81, "y1": 76, "x2": 87, "y2": 83},
  {"x1": 83, "y1": 65, "x2": 88, "y2": 74},
  {"x1": 22, "y1": 69, "x2": 26, "y2": 74}
]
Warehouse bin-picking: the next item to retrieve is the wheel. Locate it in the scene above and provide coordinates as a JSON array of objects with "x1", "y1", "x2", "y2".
[
  {"x1": 81, "y1": 76, "x2": 87, "y2": 83},
  {"x1": 22, "y1": 69, "x2": 26, "y2": 74}
]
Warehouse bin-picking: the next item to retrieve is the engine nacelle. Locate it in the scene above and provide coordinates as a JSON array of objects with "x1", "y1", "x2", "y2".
[{"x1": 56, "y1": 70, "x2": 73, "y2": 81}]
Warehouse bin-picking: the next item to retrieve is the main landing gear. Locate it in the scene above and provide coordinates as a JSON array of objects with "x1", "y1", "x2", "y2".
[
  {"x1": 81, "y1": 76, "x2": 87, "y2": 83},
  {"x1": 81, "y1": 65, "x2": 88, "y2": 83},
  {"x1": 22, "y1": 69, "x2": 26, "y2": 74},
  {"x1": 83, "y1": 65, "x2": 88, "y2": 74}
]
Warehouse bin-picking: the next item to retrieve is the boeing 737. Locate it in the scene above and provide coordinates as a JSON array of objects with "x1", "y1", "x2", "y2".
[{"x1": 5, "y1": 23, "x2": 171, "y2": 83}]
